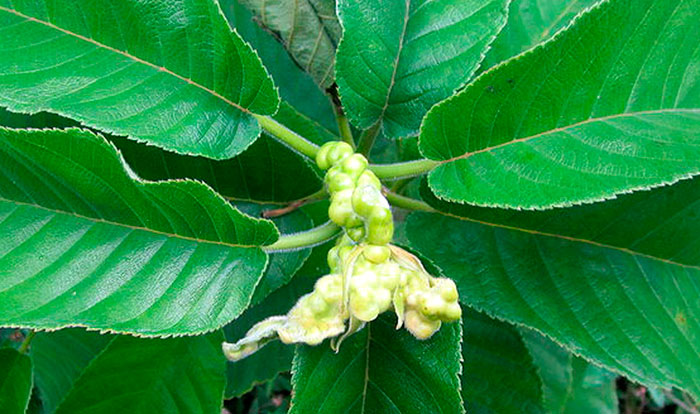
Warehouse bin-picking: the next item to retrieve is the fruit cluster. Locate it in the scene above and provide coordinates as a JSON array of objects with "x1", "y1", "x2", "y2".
[{"x1": 222, "y1": 142, "x2": 461, "y2": 362}]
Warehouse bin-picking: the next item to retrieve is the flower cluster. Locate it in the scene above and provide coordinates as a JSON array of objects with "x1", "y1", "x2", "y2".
[{"x1": 222, "y1": 142, "x2": 460, "y2": 362}]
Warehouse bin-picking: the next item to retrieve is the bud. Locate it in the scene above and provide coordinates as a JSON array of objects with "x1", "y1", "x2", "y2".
[
  {"x1": 363, "y1": 245, "x2": 391, "y2": 263},
  {"x1": 404, "y1": 310, "x2": 441, "y2": 340}
]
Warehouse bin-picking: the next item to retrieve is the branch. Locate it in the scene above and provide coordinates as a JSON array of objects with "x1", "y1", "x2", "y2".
[{"x1": 254, "y1": 114, "x2": 320, "y2": 159}]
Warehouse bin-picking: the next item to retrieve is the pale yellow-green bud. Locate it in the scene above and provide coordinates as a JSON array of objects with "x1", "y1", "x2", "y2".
[{"x1": 404, "y1": 310, "x2": 441, "y2": 340}]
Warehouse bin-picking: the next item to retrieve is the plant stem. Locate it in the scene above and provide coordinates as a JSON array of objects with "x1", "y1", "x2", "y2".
[
  {"x1": 356, "y1": 122, "x2": 380, "y2": 156},
  {"x1": 370, "y1": 159, "x2": 439, "y2": 179},
  {"x1": 383, "y1": 190, "x2": 436, "y2": 212},
  {"x1": 18, "y1": 330, "x2": 36, "y2": 354},
  {"x1": 254, "y1": 114, "x2": 320, "y2": 159},
  {"x1": 333, "y1": 106, "x2": 355, "y2": 149},
  {"x1": 264, "y1": 221, "x2": 341, "y2": 252}
]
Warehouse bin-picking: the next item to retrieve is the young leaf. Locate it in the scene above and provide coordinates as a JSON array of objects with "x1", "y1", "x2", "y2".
[
  {"x1": 405, "y1": 210, "x2": 700, "y2": 398},
  {"x1": 31, "y1": 329, "x2": 112, "y2": 413},
  {"x1": 236, "y1": 0, "x2": 341, "y2": 89},
  {"x1": 53, "y1": 333, "x2": 226, "y2": 414},
  {"x1": 0, "y1": 0, "x2": 279, "y2": 159},
  {"x1": 481, "y1": 0, "x2": 600, "y2": 69},
  {"x1": 461, "y1": 307, "x2": 545, "y2": 414},
  {"x1": 521, "y1": 329, "x2": 618, "y2": 414},
  {"x1": 290, "y1": 315, "x2": 463, "y2": 413},
  {"x1": 421, "y1": 0, "x2": 700, "y2": 209},
  {"x1": 335, "y1": 0, "x2": 509, "y2": 138},
  {"x1": 0, "y1": 128, "x2": 275, "y2": 336},
  {"x1": 0, "y1": 347, "x2": 32, "y2": 414}
]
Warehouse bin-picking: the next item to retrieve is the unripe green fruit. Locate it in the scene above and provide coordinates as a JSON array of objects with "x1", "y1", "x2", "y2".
[
  {"x1": 357, "y1": 170, "x2": 381, "y2": 190},
  {"x1": 326, "y1": 142, "x2": 353, "y2": 166},
  {"x1": 404, "y1": 310, "x2": 440, "y2": 340},
  {"x1": 352, "y1": 185, "x2": 388, "y2": 218},
  {"x1": 346, "y1": 226, "x2": 365, "y2": 242},
  {"x1": 363, "y1": 245, "x2": 391, "y2": 263},
  {"x1": 341, "y1": 154, "x2": 368, "y2": 178}
]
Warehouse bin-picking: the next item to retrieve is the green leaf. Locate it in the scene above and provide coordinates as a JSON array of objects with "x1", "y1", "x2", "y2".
[
  {"x1": 219, "y1": 0, "x2": 338, "y2": 131},
  {"x1": 31, "y1": 329, "x2": 112, "y2": 413},
  {"x1": 521, "y1": 330, "x2": 617, "y2": 414},
  {"x1": 235, "y1": 202, "x2": 313, "y2": 304},
  {"x1": 421, "y1": 0, "x2": 700, "y2": 209},
  {"x1": 336, "y1": 0, "x2": 509, "y2": 139},
  {"x1": 481, "y1": 0, "x2": 600, "y2": 69},
  {"x1": 461, "y1": 307, "x2": 545, "y2": 414},
  {"x1": 0, "y1": 0, "x2": 279, "y2": 159},
  {"x1": 0, "y1": 127, "x2": 274, "y2": 336},
  {"x1": 112, "y1": 105, "x2": 328, "y2": 204},
  {"x1": 53, "y1": 333, "x2": 225, "y2": 414},
  {"x1": 0, "y1": 347, "x2": 32, "y2": 414},
  {"x1": 405, "y1": 210, "x2": 700, "y2": 398},
  {"x1": 290, "y1": 314, "x2": 463, "y2": 413},
  {"x1": 237, "y1": 0, "x2": 341, "y2": 89}
]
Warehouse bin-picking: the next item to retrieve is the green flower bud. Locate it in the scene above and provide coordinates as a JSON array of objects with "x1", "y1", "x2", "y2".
[
  {"x1": 357, "y1": 170, "x2": 381, "y2": 190},
  {"x1": 327, "y1": 246, "x2": 340, "y2": 272},
  {"x1": 326, "y1": 142, "x2": 353, "y2": 166},
  {"x1": 315, "y1": 143, "x2": 334, "y2": 170},
  {"x1": 316, "y1": 275, "x2": 342, "y2": 303},
  {"x1": 352, "y1": 185, "x2": 388, "y2": 218},
  {"x1": 435, "y1": 278, "x2": 459, "y2": 302},
  {"x1": 376, "y1": 262, "x2": 401, "y2": 290},
  {"x1": 374, "y1": 287, "x2": 392, "y2": 312},
  {"x1": 419, "y1": 292, "x2": 446, "y2": 319},
  {"x1": 346, "y1": 226, "x2": 366, "y2": 242},
  {"x1": 367, "y1": 218, "x2": 394, "y2": 245},
  {"x1": 350, "y1": 291, "x2": 380, "y2": 322},
  {"x1": 328, "y1": 196, "x2": 354, "y2": 227},
  {"x1": 363, "y1": 245, "x2": 391, "y2": 263},
  {"x1": 404, "y1": 310, "x2": 441, "y2": 340},
  {"x1": 442, "y1": 302, "x2": 462, "y2": 321},
  {"x1": 328, "y1": 172, "x2": 355, "y2": 193},
  {"x1": 338, "y1": 245, "x2": 354, "y2": 262},
  {"x1": 341, "y1": 154, "x2": 368, "y2": 178},
  {"x1": 308, "y1": 293, "x2": 330, "y2": 316}
]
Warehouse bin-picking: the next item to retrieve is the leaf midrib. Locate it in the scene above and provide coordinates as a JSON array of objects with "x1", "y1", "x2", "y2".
[
  {"x1": 0, "y1": 5, "x2": 251, "y2": 114},
  {"x1": 2, "y1": 196, "x2": 260, "y2": 249},
  {"x1": 428, "y1": 208, "x2": 700, "y2": 272},
  {"x1": 436, "y1": 107, "x2": 700, "y2": 164}
]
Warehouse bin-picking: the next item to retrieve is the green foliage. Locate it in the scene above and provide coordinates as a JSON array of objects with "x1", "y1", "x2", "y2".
[
  {"x1": 0, "y1": 348, "x2": 32, "y2": 414},
  {"x1": 2, "y1": 0, "x2": 700, "y2": 412}
]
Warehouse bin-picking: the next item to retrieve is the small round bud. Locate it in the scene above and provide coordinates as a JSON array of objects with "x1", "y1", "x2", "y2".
[
  {"x1": 367, "y1": 219, "x2": 394, "y2": 245},
  {"x1": 442, "y1": 302, "x2": 462, "y2": 321},
  {"x1": 404, "y1": 310, "x2": 441, "y2": 340},
  {"x1": 328, "y1": 197, "x2": 354, "y2": 227},
  {"x1": 363, "y1": 245, "x2": 391, "y2": 263},
  {"x1": 328, "y1": 172, "x2": 355, "y2": 193},
  {"x1": 346, "y1": 226, "x2": 365, "y2": 242},
  {"x1": 352, "y1": 185, "x2": 386, "y2": 218},
  {"x1": 435, "y1": 278, "x2": 459, "y2": 302},
  {"x1": 315, "y1": 143, "x2": 334, "y2": 170},
  {"x1": 326, "y1": 142, "x2": 353, "y2": 166},
  {"x1": 341, "y1": 154, "x2": 368, "y2": 178},
  {"x1": 357, "y1": 170, "x2": 381, "y2": 190},
  {"x1": 420, "y1": 293, "x2": 445, "y2": 319},
  {"x1": 308, "y1": 293, "x2": 329, "y2": 315}
]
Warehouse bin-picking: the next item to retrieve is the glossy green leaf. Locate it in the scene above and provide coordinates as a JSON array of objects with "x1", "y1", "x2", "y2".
[
  {"x1": 336, "y1": 0, "x2": 509, "y2": 138},
  {"x1": 0, "y1": 347, "x2": 32, "y2": 414},
  {"x1": 112, "y1": 104, "x2": 329, "y2": 204},
  {"x1": 290, "y1": 314, "x2": 463, "y2": 413},
  {"x1": 522, "y1": 330, "x2": 617, "y2": 414},
  {"x1": 31, "y1": 329, "x2": 112, "y2": 413},
  {"x1": 461, "y1": 307, "x2": 545, "y2": 414},
  {"x1": 237, "y1": 0, "x2": 341, "y2": 89},
  {"x1": 219, "y1": 0, "x2": 337, "y2": 131},
  {"x1": 235, "y1": 202, "x2": 313, "y2": 305},
  {"x1": 0, "y1": 0, "x2": 279, "y2": 159},
  {"x1": 481, "y1": 0, "x2": 600, "y2": 69},
  {"x1": 406, "y1": 210, "x2": 700, "y2": 398},
  {"x1": 421, "y1": 0, "x2": 700, "y2": 209},
  {"x1": 53, "y1": 333, "x2": 225, "y2": 414},
  {"x1": 0, "y1": 128, "x2": 274, "y2": 336}
]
